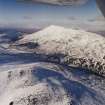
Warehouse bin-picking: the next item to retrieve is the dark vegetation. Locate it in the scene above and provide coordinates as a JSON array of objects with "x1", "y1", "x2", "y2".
[{"x1": 16, "y1": 42, "x2": 39, "y2": 49}]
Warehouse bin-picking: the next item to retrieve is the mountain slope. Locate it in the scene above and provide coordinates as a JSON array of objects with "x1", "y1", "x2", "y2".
[{"x1": 0, "y1": 62, "x2": 105, "y2": 105}]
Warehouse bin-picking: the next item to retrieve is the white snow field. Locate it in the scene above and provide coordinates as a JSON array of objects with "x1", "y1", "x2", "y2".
[{"x1": 0, "y1": 26, "x2": 105, "y2": 105}]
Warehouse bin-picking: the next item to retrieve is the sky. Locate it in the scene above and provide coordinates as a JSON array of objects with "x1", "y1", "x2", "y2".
[{"x1": 0, "y1": 0, "x2": 105, "y2": 31}]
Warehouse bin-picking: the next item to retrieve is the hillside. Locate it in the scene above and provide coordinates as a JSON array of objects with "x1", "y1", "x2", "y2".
[{"x1": 0, "y1": 26, "x2": 105, "y2": 105}]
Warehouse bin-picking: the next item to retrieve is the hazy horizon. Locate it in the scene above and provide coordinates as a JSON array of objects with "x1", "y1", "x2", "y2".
[{"x1": 0, "y1": 0, "x2": 105, "y2": 31}]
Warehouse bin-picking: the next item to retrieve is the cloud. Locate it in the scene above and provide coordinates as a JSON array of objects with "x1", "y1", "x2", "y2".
[
  {"x1": 19, "y1": 0, "x2": 89, "y2": 5},
  {"x1": 81, "y1": 16, "x2": 105, "y2": 31},
  {"x1": 23, "y1": 16, "x2": 33, "y2": 20},
  {"x1": 88, "y1": 16, "x2": 105, "y2": 22},
  {"x1": 68, "y1": 16, "x2": 77, "y2": 20}
]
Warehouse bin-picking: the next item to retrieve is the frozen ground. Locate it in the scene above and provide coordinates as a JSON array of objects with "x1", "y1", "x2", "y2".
[{"x1": 0, "y1": 27, "x2": 105, "y2": 105}]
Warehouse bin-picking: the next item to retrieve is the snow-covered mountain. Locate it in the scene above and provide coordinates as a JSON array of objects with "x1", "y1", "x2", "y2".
[
  {"x1": 16, "y1": 25, "x2": 105, "y2": 76},
  {"x1": 1, "y1": 25, "x2": 105, "y2": 105}
]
